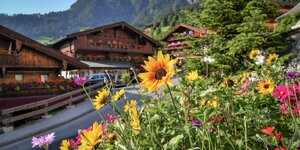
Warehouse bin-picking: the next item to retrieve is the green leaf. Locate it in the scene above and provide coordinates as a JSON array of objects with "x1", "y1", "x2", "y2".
[{"x1": 163, "y1": 134, "x2": 184, "y2": 149}]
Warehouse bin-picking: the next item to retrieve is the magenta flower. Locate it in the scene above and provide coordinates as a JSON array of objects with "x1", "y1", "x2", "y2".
[
  {"x1": 209, "y1": 128, "x2": 216, "y2": 133},
  {"x1": 74, "y1": 76, "x2": 88, "y2": 86},
  {"x1": 191, "y1": 119, "x2": 202, "y2": 128},
  {"x1": 273, "y1": 84, "x2": 290, "y2": 103},
  {"x1": 280, "y1": 103, "x2": 288, "y2": 113},
  {"x1": 207, "y1": 116, "x2": 224, "y2": 123},
  {"x1": 105, "y1": 114, "x2": 117, "y2": 123},
  {"x1": 239, "y1": 80, "x2": 252, "y2": 94}
]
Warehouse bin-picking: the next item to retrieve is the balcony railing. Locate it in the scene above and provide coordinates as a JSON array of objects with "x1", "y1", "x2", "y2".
[
  {"x1": 0, "y1": 54, "x2": 19, "y2": 66},
  {"x1": 76, "y1": 44, "x2": 152, "y2": 54}
]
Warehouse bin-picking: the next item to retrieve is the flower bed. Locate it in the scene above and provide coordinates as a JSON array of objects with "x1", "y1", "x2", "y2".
[{"x1": 32, "y1": 51, "x2": 300, "y2": 149}]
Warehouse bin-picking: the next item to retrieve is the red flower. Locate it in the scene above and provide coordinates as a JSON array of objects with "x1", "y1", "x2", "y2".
[
  {"x1": 275, "y1": 133, "x2": 284, "y2": 142},
  {"x1": 274, "y1": 145, "x2": 287, "y2": 150},
  {"x1": 261, "y1": 126, "x2": 275, "y2": 135}
]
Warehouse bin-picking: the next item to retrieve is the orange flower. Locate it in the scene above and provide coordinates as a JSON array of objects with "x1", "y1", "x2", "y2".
[{"x1": 138, "y1": 51, "x2": 177, "y2": 92}]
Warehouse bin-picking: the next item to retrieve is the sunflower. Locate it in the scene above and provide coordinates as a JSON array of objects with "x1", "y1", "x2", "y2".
[
  {"x1": 249, "y1": 49, "x2": 259, "y2": 60},
  {"x1": 138, "y1": 51, "x2": 178, "y2": 92},
  {"x1": 93, "y1": 88, "x2": 109, "y2": 110},
  {"x1": 60, "y1": 139, "x2": 71, "y2": 150},
  {"x1": 186, "y1": 70, "x2": 199, "y2": 82},
  {"x1": 112, "y1": 88, "x2": 125, "y2": 101},
  {"x1": 79, "y1": 122, "x2": 103, "y2": 150},
  {"x1": 267, "y1": 53, "x2": 279, "y2": 64},
  {"x1": 258, "y1": 80, "x2": 274, "y2": 95}
]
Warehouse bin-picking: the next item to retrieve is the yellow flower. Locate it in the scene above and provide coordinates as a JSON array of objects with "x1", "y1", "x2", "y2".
[
  {"x1": 210, "y1": 101, "x2": 220, "y2": 108},
  {"x1": 176, "y1": 69, "x2": 182, "y2": 72},
  {"x1": 186, "y1": 70, "x2": 199, "y2": 82},
  {"x1": 124, "y1": 103, "x2": 130, "y2": 112},
  {"x1": 200, "y1": 99, "x2": 207, "y2": 106},
  {"x1": 138, "y1": 51, "x2": 178, "y2": 92},
  {"x1": 80, "y1": 122, "x2": 103, "y2": 150},
  {"x1": 267, "y1": 53, "x2": 279, "y2": 64},
  {"x1": 112, "y1": 88, "x2": 126, "y2": 101},
  {"x1": 258, "y1": 80, "x2": 274, "y2": 95},
  {"x1": 249, "y1": 49, "x2": 259, "y2": 60},
  {"x1": 93, "y1": 88, "x2": 109, "y2": 110},
  {"x1": 241, "y1": 72, "x2": 250, "y2": 83},
  {"x1": 60, "y1": 139, "x2": 71, "y2": 150}
]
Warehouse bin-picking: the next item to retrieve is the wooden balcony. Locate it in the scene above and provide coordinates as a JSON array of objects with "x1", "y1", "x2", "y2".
[
  {"x1": 76, "y1": 44, "x2": 153, "y2": 54},
  {"x1": 0, "y1": 54, "x2": 19, "y2": 66}
]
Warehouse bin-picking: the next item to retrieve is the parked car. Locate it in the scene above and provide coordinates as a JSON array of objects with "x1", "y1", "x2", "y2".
[
  {"x1": 113, "y1": 74, "x2": 127, "y2": 87},
  {"x1": 87, "y1": 73, "x2": 108, "y2": 85}
]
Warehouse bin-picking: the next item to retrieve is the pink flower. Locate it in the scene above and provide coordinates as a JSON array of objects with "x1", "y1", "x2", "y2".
[
  {"x1": 239, "y1": 80, "x2": 252, "y2": 94},
  {"x1": 105, "y1": 114, "x2": 117, "y2": 123},
  {"x1": 207, "y1": 116, "x2": 224, "y2": 123},
  {"x1": 31, "y1": 132, "x2": 55, "y2": 148},
  {"x1": 31, "y1": 137, "x2": 44, "y2": 148},
  {"x1": 273, "y1": 84, "x2": 290, "y2": 103},
  {"x1": 280, "y1": 103, "x2": 288, "y2": 114},
  {"x1": 74, "y1": 77, "x2": 88, "y2": 86}
]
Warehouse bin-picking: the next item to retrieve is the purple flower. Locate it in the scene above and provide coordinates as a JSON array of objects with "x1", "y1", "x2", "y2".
[
  {"x1": 32, "y1": 137, "x2": 44, "y2": 148},
  {"x1": 74, "y1": 77, "x2": 88, "y2": 86},
  {"x1": 191, "y1": 119, "x2": 202, "y2": 128},
  {"x1": 42, "y1": 132, "x2": 55, "y2": 145},
  {"x1": 31, "y1": 132, "x2": 55, "y2": 148},
  {"x1": 209, "y1": 128, "x2": 216, "y2": 133},
  {"x1": 286, "y1": 71, "x2": 300, "y2": 79}
]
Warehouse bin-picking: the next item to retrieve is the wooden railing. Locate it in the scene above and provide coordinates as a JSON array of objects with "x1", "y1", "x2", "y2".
[
  {"x1": 0, "y1": 54, "x2": 19, "y2": 66},
  {"x1": 0, "y1": 82, "x2": 102, "y2": 127},
  {"x1": 77, "y1": 44, "x2": 152, "y2": 54}
]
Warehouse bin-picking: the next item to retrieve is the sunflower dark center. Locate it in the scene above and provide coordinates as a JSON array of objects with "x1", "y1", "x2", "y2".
[
  {"x1": 155, "y1": 68, "x2": 167, "y2": 80},
  {"x1": 264, "y1": 84, "x2": 270, "y2": 89}
]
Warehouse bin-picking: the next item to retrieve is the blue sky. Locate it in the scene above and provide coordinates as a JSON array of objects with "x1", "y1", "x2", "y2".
[{"x1": 0, "y1": 0, "x2": 77, "y2": 15}]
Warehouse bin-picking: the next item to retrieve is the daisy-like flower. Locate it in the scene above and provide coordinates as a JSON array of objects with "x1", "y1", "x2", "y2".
[
  {"x1": 93, "y1": 88, "x2": 109, "y2": 110},
  {"x1": 60, "y1": 139, "x2": 71, "y2": 150},
  {"x1": 32, "y1": 132, "x2": 55, "y2": 148},
  {"x1": 138, "y1": 51, "x2": 178, "y2": 92},
  {"x1": 249, "y1": 49, "x2": 259, "y2": 60},
  {"x1": 273, "y1": 84, "x2": 290, "y2": 103},
  {"x1": 74, "y1": 76, "x2": 88, "y2": 86},
  {"x1": 258, "y1": 80, "x2": 274, "y2": 95},
  {"x1": 79, "y1": 122, "x2": 103, "y2": 150},
  {"x1": 112, "y1": 88, "x2": 125, "y2": 101},
  {"x1": 186, "y1": 70, "x2": 199, "y2": 82},
  {"x1": 267, "y1": 53, "x2": 279, "y2": 64}
]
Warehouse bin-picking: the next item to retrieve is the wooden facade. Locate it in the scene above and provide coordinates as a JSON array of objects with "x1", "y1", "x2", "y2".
[
  {"x1": 0, "y1": 25, "x2": 88, "y2": 83},
  {"x1": 161, "y1": 24, "x2": 207, "y2": 66},
  {"x1": 52, "y1": 22, "x2": 162, "y2": 76}
]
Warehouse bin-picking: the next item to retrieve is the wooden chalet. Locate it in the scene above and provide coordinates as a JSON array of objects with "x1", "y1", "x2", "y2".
[
  {"x1": 52, "y1": 22, "x2": 162, "y2": 77},
  {"x1": 161, "y1": 23, "x2": 207, "y2": 66},
  {"x1": 0, "y1": 24, "x2": 88, "y2": 83}
]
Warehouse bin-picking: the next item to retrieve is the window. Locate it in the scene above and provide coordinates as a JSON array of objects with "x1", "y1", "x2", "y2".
[
  {"x1": 41, "y1": 75, "x2": 48, "y2": 83},
  {"x1": 15, "y1": 74, "x2": 23, "y2": 82}
]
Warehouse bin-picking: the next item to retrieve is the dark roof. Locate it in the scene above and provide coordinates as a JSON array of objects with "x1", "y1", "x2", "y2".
[
  {"x1": 161, "y1": 23, "x2": 206, "y2": 42},
  {"x1": 0, "y1": 24, "x2": 88, "y2": 69},
  {"x1": 276, "y1": 3, "x2": 300, "y2": 20},
  {"x1": 52, "y1": 22, "x2": 163, "y2": 48}
]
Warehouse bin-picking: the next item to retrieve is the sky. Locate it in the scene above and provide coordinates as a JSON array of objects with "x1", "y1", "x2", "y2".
[{"x1": 0, "y1": 0, "x2": 77, "y2": 15}]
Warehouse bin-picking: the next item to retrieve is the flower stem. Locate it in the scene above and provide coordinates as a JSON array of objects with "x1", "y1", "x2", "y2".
[
  {"x1": 82, "y1": 86, "x2": 105, "y2": 121},
  {"x1": 166, "y1": 84, "x2": 183, "y2": 128}
]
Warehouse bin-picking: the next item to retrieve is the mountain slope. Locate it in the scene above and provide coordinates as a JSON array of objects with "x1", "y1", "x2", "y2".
[{"x1": 0, "y1": 0, "x2": 201, "y2": 39}]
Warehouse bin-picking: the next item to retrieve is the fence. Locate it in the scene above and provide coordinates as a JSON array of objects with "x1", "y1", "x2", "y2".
[{"x1": 0, "y1": 82, "x2": 102, "y2": 127}]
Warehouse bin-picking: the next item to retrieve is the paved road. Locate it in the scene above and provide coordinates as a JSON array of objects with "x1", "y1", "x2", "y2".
[
  {"x1": 1, "y1": 91, "x2": 143, "y2": 150},
  {"x1": 0, "y1": 78, "x2": 180, "y2": 150}
]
